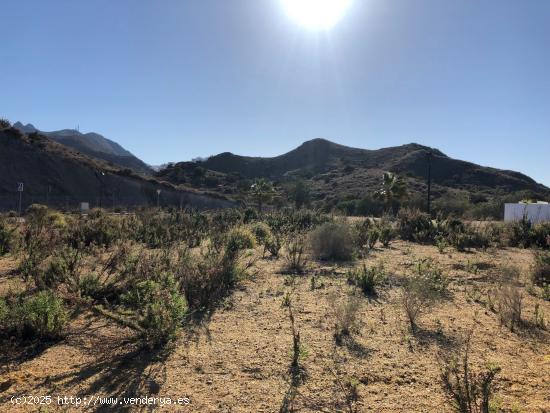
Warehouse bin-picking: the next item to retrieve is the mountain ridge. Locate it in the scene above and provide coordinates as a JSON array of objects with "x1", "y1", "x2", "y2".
[
  {"x1": 0, "y1": 126, "x2": 235, "y2": 211},
  {"x1": 198, "y1": 138, "x2": 543, "y2": 188},
  {"x1": 13, "y1": 121, "x2": 152, "y2": 175},
  {"x1": 157, "y1": 138, "x2": 549, "y2": 214}
]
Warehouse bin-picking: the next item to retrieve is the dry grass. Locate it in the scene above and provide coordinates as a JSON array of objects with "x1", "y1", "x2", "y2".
[{"x1": 1, "y1": 241, "x2": 549, "y2": 412}]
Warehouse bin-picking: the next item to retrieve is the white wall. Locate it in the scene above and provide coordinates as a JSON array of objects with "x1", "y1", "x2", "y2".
[{"x1": 504, "y1": 203, "x2": 550, "y2": 224}]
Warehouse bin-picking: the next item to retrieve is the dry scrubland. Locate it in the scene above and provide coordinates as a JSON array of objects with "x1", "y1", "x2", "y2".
[{"x1": 0, "y1": 206, "x2": 549, "y2": 412}]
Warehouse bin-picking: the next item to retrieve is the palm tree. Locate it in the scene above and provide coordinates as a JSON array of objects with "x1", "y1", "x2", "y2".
[
  {"x1": 374, "y1": 172, "x2": 407, "y2": 214},
  {"x1": 251, "y1": 178, "x2": 273, "y2": 213}
]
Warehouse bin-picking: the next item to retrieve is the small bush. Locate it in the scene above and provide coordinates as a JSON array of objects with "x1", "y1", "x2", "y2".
[
  {"x1": 67, "y1": 212, "x2": 120, "y2": 248},
  {"x1": 441, "y1": 333, "x2": 501, "y2": 413},
  {"x1": 40, "y1": 246, "x2": 83, "y2": 293},
  {"x1": 532, "y1": 250, "x2": 550, "y2": 291},
  {"x1": 0, "y1": 298, "x2": 7, "y2": 325},
  {"x1": 283, "y1": 234, "x2": 307, "y2": 274},
  {"x1": 249, "y1": 222, "x2": 273, "y2": 255},
  {"x1": 367, "y1": 226, "x2": 379, "y2": 250},
  {"x1": 347, "y1": 262, "x2": 386, "y2": 296},
  {"x1": 179, "y1": 238, "x2": 250, "y2": 309},
  {"x1": 329, "y1": 293, "x2": 362, "y2": 345},
  {"x1": 310, "y1": 222, "x2": 354, "y2": 261},
  {"x1": 506, "y1": 216, "x2": 533, "y2": 248},
  {"x1": 123, "y1": 274, "x2": 187, "y2": 348},
  {"x1": 0, "y1": 216, "x2": 15, "y2": 256},
  {"x1": 225, "y1": 227, "x2": 256, "y2": 260},
  {"x1": 378, "y1": 219, "x2": 396, "y2": 247},
  {"x1": 531, "y1": 223, "x2": 550, "y2": 249},
  {"x1": 414, "y1": 259, "x2": 449, "y2": 294},
  {"x1": 397, "y1": 208, "x2": 437, "y2": 243},
  {"x1": 24, "y1": 291, "x2": 68, "y2": 339},
  {"x1": 446, "y1": 222, "x2": 490, "y2": 252},
  {"x1": 352, "y1": 218, "x2": 375, "y2": 251},
  {"x1": 265, "y1": 234, "x2": 283, "y2": 257},
  {"x1": 243, "y1": 207, "x2": 258, "y2": 223},
  {"x1": 497, "y1": 284, "x2": 523, "y2": 331},
  {"x1": 4, "y1": 291, "x2": 68, "y2": 340},
  {"x1": 250, "y1": 222, "x2": 272, "y2": 245},
  {"x1": 79, "y1": 273, "x2": 103, "y2": 299},
  {"x1": 401, "y1": 259, "x2": 448, "y2": 332},
  {"x1": 487, "y1": 265, "x2": 523, "y2": 331},
  {"x1": 435, "y1": 235, "x2": 448, "y2": 254}
]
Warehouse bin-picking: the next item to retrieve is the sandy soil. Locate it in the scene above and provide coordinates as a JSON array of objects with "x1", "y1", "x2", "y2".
[{"x1": 0, "y1": 241, "x2": 549, "y2": 412}]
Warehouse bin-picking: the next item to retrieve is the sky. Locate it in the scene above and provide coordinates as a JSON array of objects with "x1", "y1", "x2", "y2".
[{"x1": 2, "y1": 0, "x2": 549, "y2": 185}]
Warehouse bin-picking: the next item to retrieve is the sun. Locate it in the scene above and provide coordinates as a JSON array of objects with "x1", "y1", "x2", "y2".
[{"x1": 281, "y1": 0, "x2": 353, "y2": 30}]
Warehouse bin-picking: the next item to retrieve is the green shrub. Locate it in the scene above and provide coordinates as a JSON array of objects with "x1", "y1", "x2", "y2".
[
  {"x1": 79, "y1": 273, "x2": 103, "y2": 299},
  {"x1": 264, "y1": 210, "x2": 330, "y2": 236},
  {"x1": 67, "y1": 212, "x2": 119, "y2": 248},
  {"x1": 532, "y1": 223, "x2": 550, "y2": 249},
  {"x1": 506, "y1": 216, "x2": 533, "y2": 248},
  {"x1": 249, "y1": 222, "x2": 273, "y2": 255},
  {"x1": 401, "y1": 259, "x2": 448, "y2": 332},
  {"x1": 356, "y1": 195, "x2": 384, "y2": 217},
  {"x1": 283, "y1": 234, "x2": 307, "y2": 274},
  {"x1": 0, "y1": 216, "x2": 15, "y2": 256},
  {"x1": 243, "y1": 207, "x2": 259, "y2": 223},
  {"x1": 40, "y1": 246, "x2": 83, "y2": 293},
  {"x1": 441, "y1": 335, "x2": 501, "y2": 413},
  {"x1": 19, "y1": 209, "x2": 62, "y2": 283},
  {"x1": 435, "y1": 235, "x2": 448, "y2": 254},
  {"x1": 123, "y1": 274, "x2": 187, "y2": 348},
  {"x1": 0, "y1": 298, "x2": 7, "y2": 325},
  {"x1": 397, "y1": 208, "x2": 437, "y2": 243},
  {"x1": 414, "y1": 259, "x2": 449, "y2": 294},
  {"x1": 347, "y1": 262, "x2": 386, "y2": 296},
  {"x1": 532, "y1": 251, "x2": 550, "y2": 292},
  {"x1": 503, "y1": 219, "x2": 550, "y2": 250},
  {"x1": 250, "y1": 222, "x2": 272, "y2": 244},
  {"x1": 179, "y1": 236, "x2": 250, "y2": 309},
  {"x1": 337, "y1": 199, "x2": 357, "y2": 216},
  {"x1": 265, "y1": 233, "x2": 283, "y2": 257},
  {"x1": 25, "y1": 204, "x2": 50, "y2": 225},
  {"x1": 4, "y1": 291, "x2": 68, "y2": 340},
  {"x1": 225, "y1": 227, "x2": 256, "y2": 260},
  {"x1": 445, "y1": 221, "x2": 489, "y2": 252},
  {"x1": 367, "y1": 226, "x2": 380, "y2": 249},
  {"x1": 310, "y1": 222, "x2": 354, "y2": 261},
  {"x1": 124, "y1": 209, "x2": 209, "y2": 249},
  {"x1": 481, "y1": 223, "x2": 505, "y2": 248},
  {"x1": 24, "y1": 291, "x2": 68, "y2": 339},
  {"x1": 378, "y1": 219, "x2": 396, "y2": 247},
  {"x1": 352, "y1": 218, "x2": 374, "y2": 250}
]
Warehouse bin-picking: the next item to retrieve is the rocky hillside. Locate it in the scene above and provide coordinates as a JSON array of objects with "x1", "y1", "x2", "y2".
[
  {"x1": 200, "y1": 138, "x2": 545, "y2": 192},
  {"x1": 0, "y1": 127, "x2": 234, "y2": 212},
  {"x1": 13, "y1": 122, "x2": 152, "y2": 176},
  {"x1": 157, "y1": 138, "x2": 550, "y2": 214}
]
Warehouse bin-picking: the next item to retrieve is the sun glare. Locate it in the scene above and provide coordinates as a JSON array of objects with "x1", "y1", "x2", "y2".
[{"x1": 281, "y1": 0, "x2": 353, "y2": 30}]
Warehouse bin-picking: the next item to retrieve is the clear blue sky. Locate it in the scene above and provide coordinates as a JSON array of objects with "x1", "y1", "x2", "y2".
[{"x1": 2, "y1": 0, "x2": 549, "y2": 185}]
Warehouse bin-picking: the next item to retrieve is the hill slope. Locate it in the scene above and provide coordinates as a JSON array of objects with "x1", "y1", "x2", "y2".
[
  {"x1": 158, "y1": 138, "x2": 550, "y2": 211},
  {"x1": 0, "y1": 127, "x2": 234, "y2": 211},
  {"x1": 13, "y1": 122, "x2": 152, "y2": 175},
  {"x1": 201, "y1": 138, "x2": 544, "y2": 192}
]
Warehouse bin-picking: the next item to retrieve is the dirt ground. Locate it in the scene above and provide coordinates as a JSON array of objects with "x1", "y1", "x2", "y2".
[{"x1": 1, "y1": 241, "x2": 549, "y2": 412}]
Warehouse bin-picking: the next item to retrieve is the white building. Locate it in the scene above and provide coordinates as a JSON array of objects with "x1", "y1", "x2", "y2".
[{"x1": 504, "y1": 202, "x2": 550, "y2": 224}]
